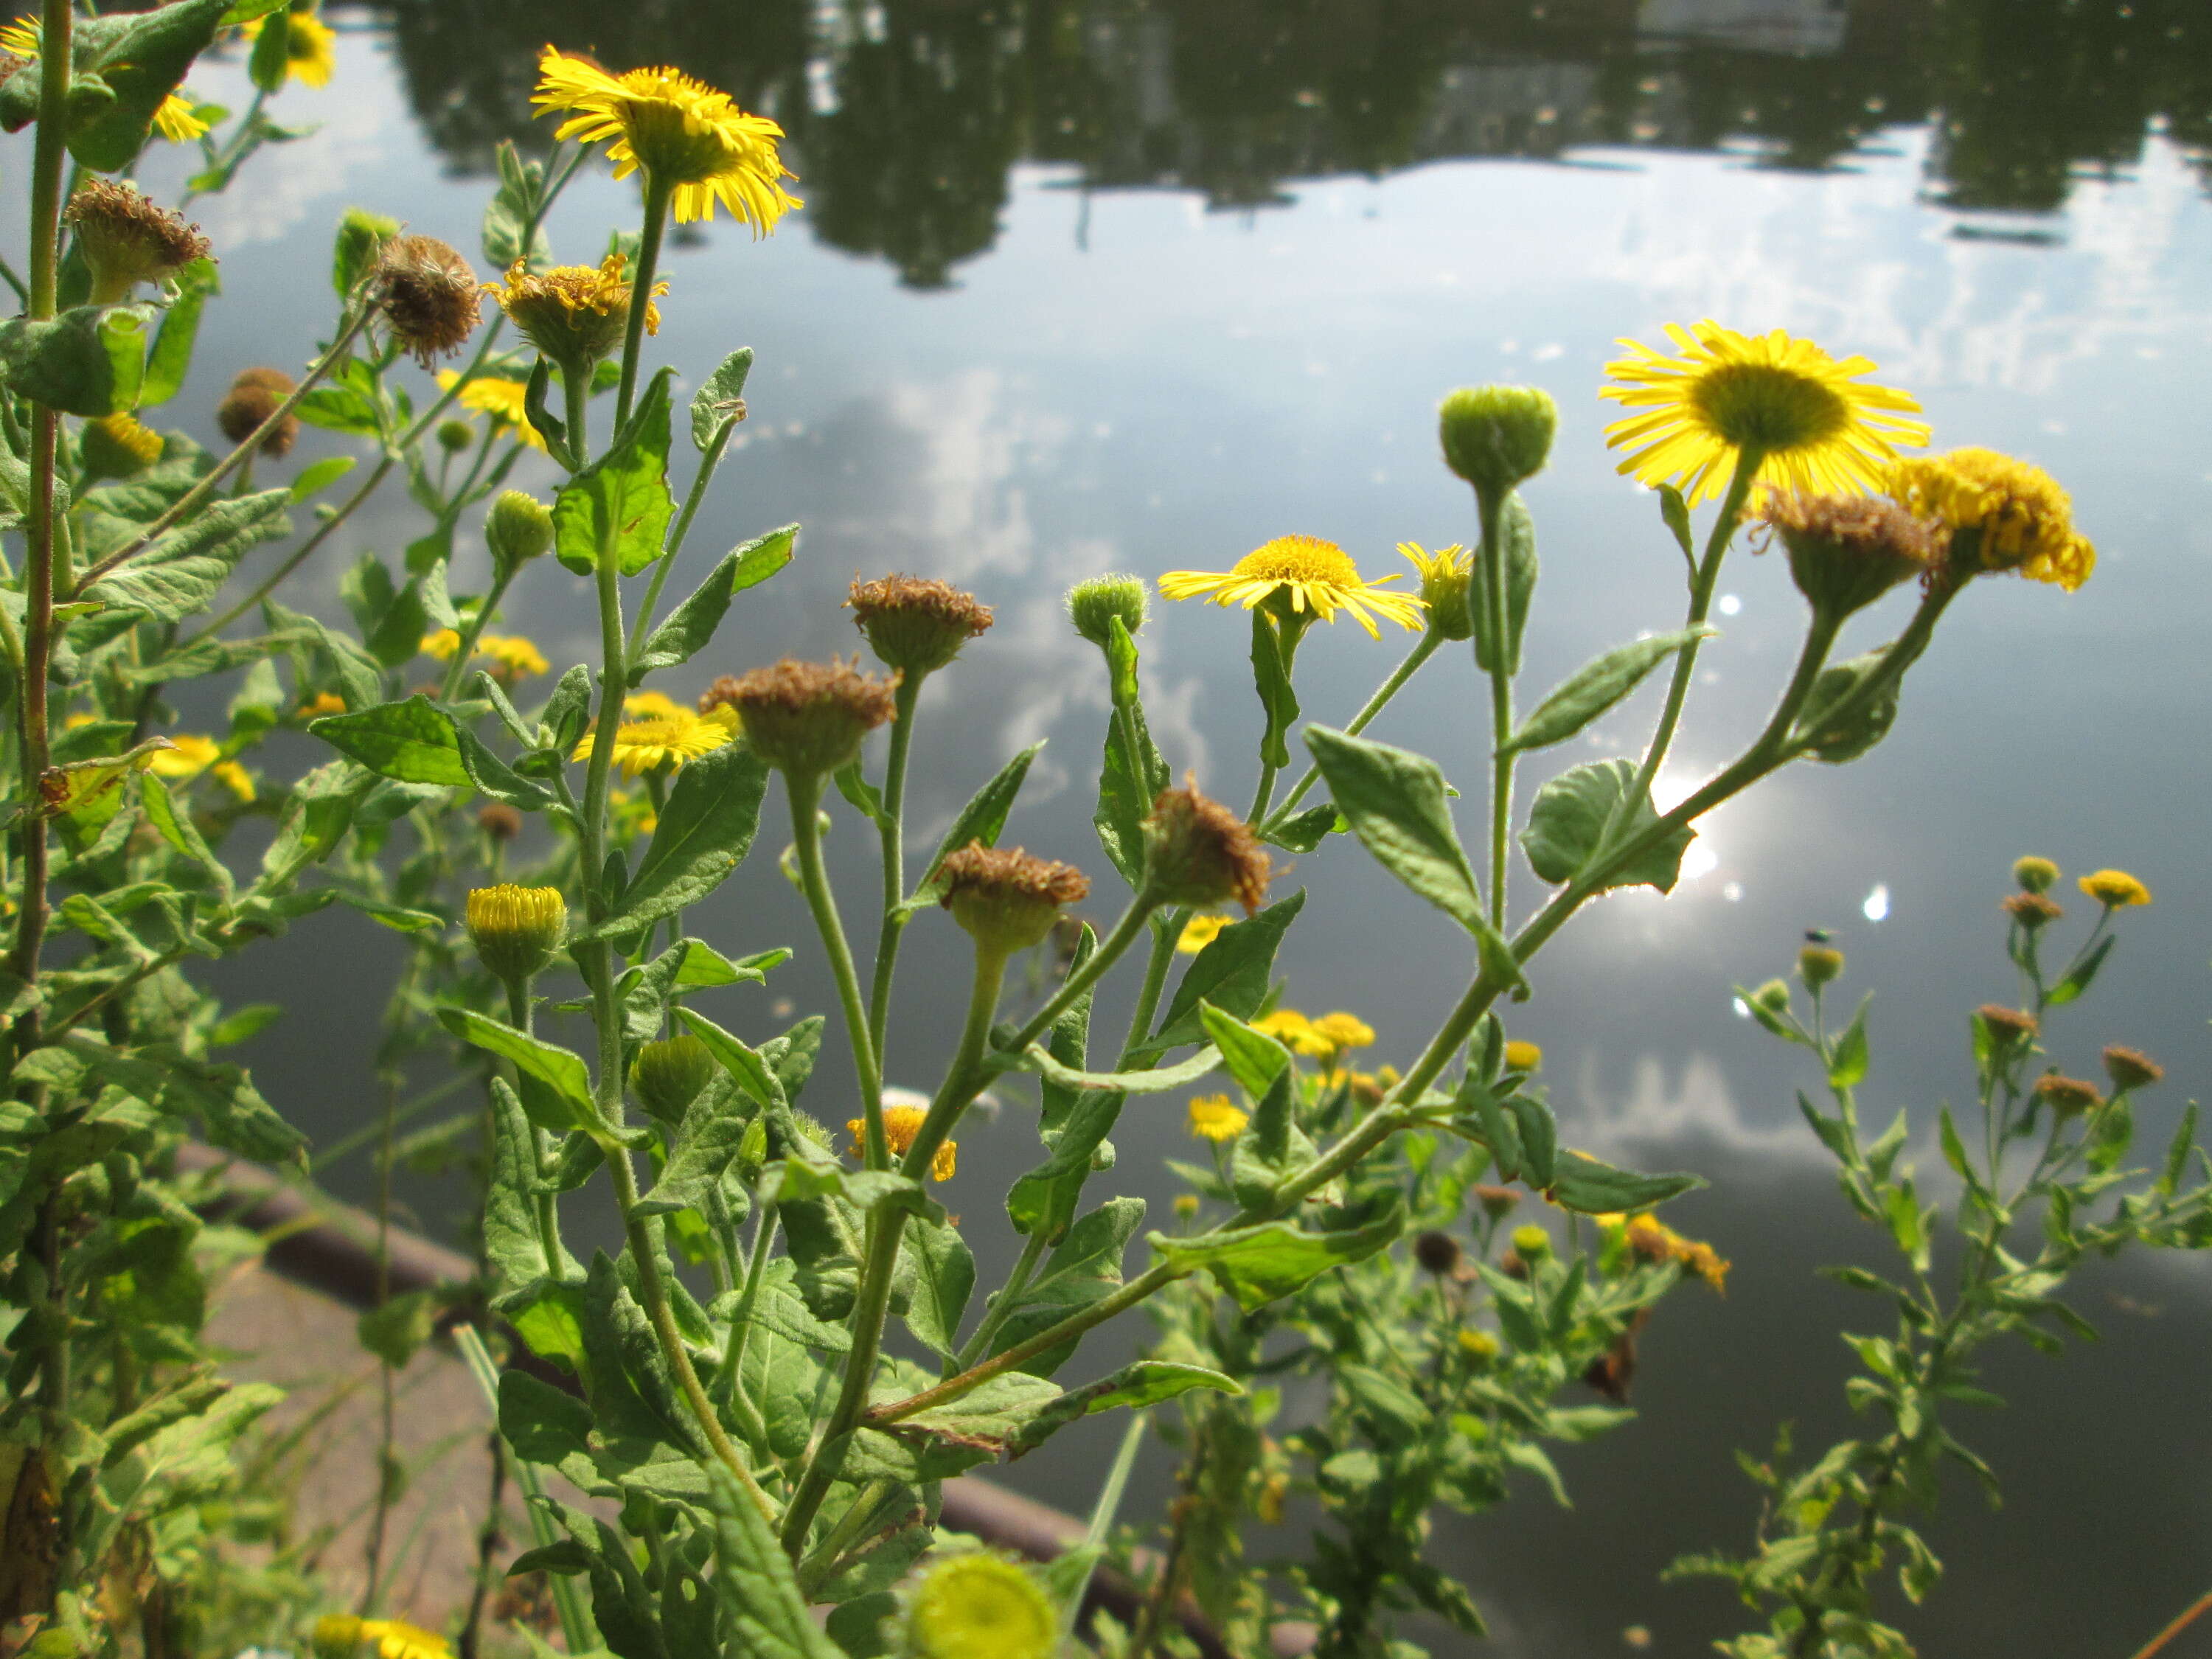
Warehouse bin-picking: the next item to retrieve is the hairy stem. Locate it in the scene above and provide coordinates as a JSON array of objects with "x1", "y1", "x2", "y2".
[
  {"x1": 614, "y1": 175, "x2": 671, "y2": 431},
  {"x1": 866, "y1": 673, "x2": 924, "y2": 1063},
  {"x1": 787, "y1": 773, "x2": 886, "y2": 1163},
  {"x1": 1266, "y1": 630, "x2": 1442, "y2": 827},
  {"x1": 1478, "y1": 488, "x2": 1514, "y2": 926}
]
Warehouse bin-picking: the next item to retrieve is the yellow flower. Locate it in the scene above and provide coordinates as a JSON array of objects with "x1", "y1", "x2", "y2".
[
  {"x1": 1187, "y1": 1093, "x2": 1249, "y2": 1143},
  {"x1": 153, "y1": 92, "x2": 209, "y2": 142},
  {"x1": 623, "y1": 689, "x2": 686, "y2": 720},
  {"x1": 0, "y1": 19, "x2": 37, "y2": 54},
  {"x1": 571, "y1": 705, "x2": 737, "y2": 779},
  {"x1": 300, "y1": 692, "x2": 347, "y2": 717},
  {"x1": 1600, "y1": 321, "x2": 1929, "y2": 506},
  {"x1": 1623, "y1": 1214, "x2": 1730, "y2": 1293},
  {"x1": 358, "y1": 1620, "x2": 452, "y2": 1659},
  {"x1": 1885, "y1": 448, "x2": 2095, "y2": 591},
  {"x1": 485, "y1": 254, "x2": 666, "y2": 366},
  {"x1": 474, "y1": 633, "x2": 549, "y2": 679},
  {"x1": 847, "y1": 1104, "x2": 956, "y2": 1181},
  {"x1": 1159, "y1": 535, "x2": 1425, "y2": 639},
  {"x1": 532, "y1": 47, "x2": 802, "y2": 231},
  {"x1": 1503, "y1": 1039, "x2": 1542, "y2": 1074},
  {"x1": 244, "y1": 12, "x2": 338, "y2": 89},
  {"x1": 1253, "y1": 1008, "x2": 1334, "y2": 1058},
  {"x1": 1456, "y1": 1328, "x2": 1499, "y2": 1360},
  {"x1": 435, "y1": 372, "x2": 547, "y2": 452},
  {"x1": 1311, "y1": 1012, "x2": 1374, "y2": 1052},
  {"x1": 420, "y1": 628, "x2": 461, "y2": 661},
  {"x1": 1398, "y1": 540, "x2": 1473, "y2": 639},
  {"x1": 146, "y1": 734, "x2": 255, "y2": 801},
  {"x1": 906, "y1": 1553, "x2": 1056, "y2": 1659},
  {"x1": 2078, "y1": 868, "x2": 2150, "y2": 909},
  {"x1": 1176, "y1": 914, "x2": 1229, "y2": 954},
  {"x1": 1255, "y1": 1471, "x2": 1288, "y2": 1524}
]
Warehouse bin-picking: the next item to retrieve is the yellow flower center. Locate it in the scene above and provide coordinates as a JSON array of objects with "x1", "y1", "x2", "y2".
[
  {"x1": 1688, "y1": 360, "x2": 1851, "y2": 454},
  {"x1": 1231, "y1": 535, "x2": 1362, "y2": 588}
]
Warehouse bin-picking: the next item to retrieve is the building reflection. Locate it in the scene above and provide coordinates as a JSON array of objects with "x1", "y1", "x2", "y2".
[{"x1": 378, "y1": 0, "x2": 2212, "y2": 285}]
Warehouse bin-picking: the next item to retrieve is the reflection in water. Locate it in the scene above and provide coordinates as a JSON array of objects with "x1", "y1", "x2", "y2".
[{"x1": 380, "y1": 0, "x2": 2212, "y2": 285}]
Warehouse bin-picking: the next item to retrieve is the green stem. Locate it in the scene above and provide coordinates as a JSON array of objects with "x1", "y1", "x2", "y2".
[
  {"x1": 1266, "y1": 630, "x2": 1441, "y2": 827},
  {"x1": 627, "y1": 416, "x2": 737, "y2": 660},
  {"x1": 1116, "y1": 915, "x2": 1180, "y2": 1062},
  {"x1": 614, "y1": 175, "x2": 671, "y2": 432},
  {"x1": 181, "y1": 453, "x2": 394, "y2": 646},
  {"x1": 439, "y1": 564, "x2": 518, "y2": 704},
  {"x1": 787, "y1": 773, "x2": 886, "y2": 1163},
  {"x1": 865, "y1": 673, "x2": 924, "y2": 1063},
  {"x1": 1478, "y1": 489, "x2": 1514, "y2": 927},
  {"x1": 955, "y1": 1227, "x2": 1047, "y2": 1369}
]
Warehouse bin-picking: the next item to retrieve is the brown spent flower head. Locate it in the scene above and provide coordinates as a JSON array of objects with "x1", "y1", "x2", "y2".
[
  {"x1": 2102, "y1": 1045, "x2": 2163, "y2": 1093},
  {"x1": 66, "y1": 179, "x2": 209, "y2": 302},
  {"x1": 698, "y1": 675, "x2": 742, "y2": 716},
  {"x1": 1141, "y1": 778, "x2": 1272, "y2": 914},
  {"x1": 486, "y1": 254, "x2": 664, "y2": 368},
  {"x1": 372, "y1": 234, "x2": 483, "y2": 368},
  {"x1": 1412, "y1": 1230, "x2": 1462, "y2": 1276},
  {"x1": 2003, "y1": 891, "x2": 2063, "y2": 929},
  {"x1": 477, "y1": 803, "x2": 524, "y2": 843},
  {"x1": 1755, "y1": 487, "x2": 1946, "y2": 618},
  {"x1": 217, "y1": 366, "x2": 301, "y2": 458},
  {"x1": 721, "y1": 657, "x2": 898, "y2": 777},
  {"x1": 846, "y1": 574, "x2": 994, "y2": 676},
  {"x1": 2034, "y1": 1073, "x2": 2104, "y2": 1117},
  {"x1": 1471, "y1": 1183, "x2": 1520, "y2": 1220},
  {"x1": 938, "y1": 841, "x2": 1088, "y2": 955},
  {"x1": 1975, "y1": 1004, "x2": 2038, "y2": 1045}
]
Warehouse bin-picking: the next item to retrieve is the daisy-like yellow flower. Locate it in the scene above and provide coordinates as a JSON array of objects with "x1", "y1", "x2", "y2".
[
  {"x1": 1397, "y1": 540, "x2": 1474, "y2": 639},
  {"x1": 571, "y1": 704, "x2": 737, "y2": 779},
  {"x1": 1503, "y1": 1039, "x2": 1542, "y2": 1074},
  {"x1": 906, "y1": 1553, "x2": 1056, "y2": 1659},
  {"x1": 299, "y1": 692, "x2": 347, "y2": 717},
  {"x1": 243, "y1": 12, "x2": 338, "y2": 89},
  {"x1": 1159, "y1": 535, "x2": 1425, "y2": 639},
  {"x1": 1187, "y1": 1094, "x2": 1249, "y2": 1143},
  {"x1": 1885, "y1": 448, "x2": 2095, "y2": 591},
  {"x1": 532, "y1": 47, "x2": 802, "y2": 231},
  {"x1": 2078, "y1": 868, "x2": 2150, "y2": 909},
  {"x1": 436, "y1": 372, "x2": 547, "y2": 453},
  {"x1": 1176, "y1": 914, "x2": 1229, "y2": 954},
  {"x1": 847, "y1": 1104, "x2": 956, "y2": 1181},
  {"x1": 623, "y1": 689, "x2": 686, "y2": 720},
  {"x1": 1621, "y1": 1213, "x2": 1730, "y2": 1293},
  {"x1": 0, "y1": 19, "x2": 37, "y2": 55},
  {"x1": 484, "y1": 253, "x2": 666, "y2": 366},
  {"x1": 475, "y1": 633, "x2": 549, "y2": 679},
  {"x1": 1253, "y1": 1008, "x2": 1335, "y2": 1059},
  {"x1": 1311, "y1": 1012, "x2": 1374, "y2": 1053},
  {"x1": 420, "y1": 628, "x2": 462, "y2": 662},
  {"x1": 1456, "y1": 1328, "x2": 1500, "y2": 1360},
  {"x1": 153, "y1": 93, "x2": 209, "y2": 142},
  {"x1": 1600, "y1": 321, "x2": 1929, "y2": 506},
  {"x1": 146, "y1": 734, "x2": 255, "y2": 801},
  {"x1": 358, "y1": 1618, "x2": 453, "y2": 1659}
]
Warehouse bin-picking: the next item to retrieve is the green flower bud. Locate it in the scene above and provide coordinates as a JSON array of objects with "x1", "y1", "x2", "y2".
[
  {"x1": 1753, "y1": 978, "x2": 1791, "y2": 1012},
  {"x1": 907, "y1": 1554, "x2": 1057, "y2": 1659},
  {"x1": 485, "y1": 489, "x2": 554, "y2": 574},
  {"x1": 2012, "y1": 855, "x2": 2059, "y2": 894},
  {"x1": 333, "y1": 207, "x2": 400, "y2": 297},
  {"x1": 436, "y1": 417, "x2": 476, "y2": 453},
  {"x1": 1509, "y1": 1223, "x2": 1551, "y2": 1259},
  {"x1": 465, "y1": 884, "x2": 566, "y2": 982},
  {"x1": 1798, "y1": 943, "x2": 1844, "y2": 990},
  {"x1": 1065, "y1": 572, "x2": 1149, "y2": 649},
  {"x1": 630, "y1": 1034, "x2": 716, "y2": 1124},
  {"x1": 1439, "y1": 385, "x2": 1558, "y2": 501}
]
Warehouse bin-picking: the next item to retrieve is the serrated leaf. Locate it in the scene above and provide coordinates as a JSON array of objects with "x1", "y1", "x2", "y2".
[
  {"x1": 86, "y1": 488, "x2": 292, "y2": 619},
  {"x1": 1144, "y1": 888, "x2": 1304, "y2": 1055},
  {"x1": 690, "y1": 348, "x2": 754, "y2": 451},
  {"x1": 909, "y1": 741, "x2": 1046, "y2": 910},
  {"x1": 1150, "y1": 1197, "x2": 1404, "y2": 1310},
  {"x1": 1305, "y1": 725, "x2": 1482, "y2": 928},
  {"x1": 580, "y1": 744, "x2": 768, "y2": 939},
  {"x1": 631, "y1": 525, "x2": 795, "y2": 678},
  {"x1": 439, "y1": 1007, "x2": 596, "y2": 1132},
  {"x1": 309, "y1": 698, "x2": 468, "y2": 787}
]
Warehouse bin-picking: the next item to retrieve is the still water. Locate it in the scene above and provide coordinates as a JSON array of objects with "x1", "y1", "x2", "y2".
[{"x1": 69, "y1": 0, "x2": 2212, "y2": 1652}]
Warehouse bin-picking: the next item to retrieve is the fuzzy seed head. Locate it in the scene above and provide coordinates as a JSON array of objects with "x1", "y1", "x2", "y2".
[
  {"x1": 938, "y1": 841, "x2": 1088, "y2": 954},
  {"x1": 720, "y1": 657, "x2": 898, "y2": 778},
  {"x1": 372, "y1": 234, "x2": 483, "y2": 368},
  {"x1": 1755, "y1": 487, "x2": 1945, "y2": 619},
  {"x1": 846, "y1": 574, "x2": 993, "y2": 675},
  {"x1": 1141, "y1": 778, "x2": 1271, "y2": 914},
  {"x1": 217, "y1": 366, "x2": 300, "y2": 457}
]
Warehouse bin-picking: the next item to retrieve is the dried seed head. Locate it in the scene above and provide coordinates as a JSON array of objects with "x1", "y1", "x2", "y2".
[
  {"x1": 1141, "y1": 778, "x2": 1271, "y2": 914},
  {"x1": 2102, "y1": 1045, "x2": 2163, "y2": 1094},
  {"x1": 938, "y1": 841, "x2": 1089, "y2": 955},
  {"x1": 846, "y1": 574, "x2": 993, "y2": 675},
  {"x1": 1472, "y1": 1183, "x2": 1520, "y2": 1220},
  {"x1": 1754, "y1": 488, "x2": 1946, "y2": 619},
  {"x1": 372, "y1": 234, "x2": 483, "y2": 368},
  {"x1": 1975, "y1": 1004, "x2": 2038, "y2": 1046},
  {"x1": 1413, "y1": 1230, "x2": 1462, "y2": 1276},
  {"x1": 476, "y1": 803, "x2": 523, "y2": 843},
  {"x1": 2033, "y1": 1073, "x2": 2104, "y2": 1117},
  {"x1": 217, "y1": 366, "x2": 300, "y2": 458},
  {"x1": 720, "y1": 657, "x2": 898, "y2": 778},
  {"x1": 66, "y1": 178, "x2": 209, "y2": 302},
  {"x1": 2003, "y1": 891, "x2": 2063, "y2": 928}
]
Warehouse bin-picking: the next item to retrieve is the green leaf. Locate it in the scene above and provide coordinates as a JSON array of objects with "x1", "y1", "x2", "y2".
[
  {"x1": 580, "y1": 744, "x2": 769, "y2": 939},
  {"x1": 1506, "y1": 627, "x2": 1714, "y2": 754},
  {"x1": 1094, "y1": 685, "x2": 1166, "y2": 891},
  {"x1": 1305, "y1": 725, "x2": 1482, "y2": 929},
  {"x1": 990, "y1": 1197, "x2": 1144, "y2": 1373},
  {"x1": 64, "y1": 0, "x2": 232, "y2": 170},
  {"x1": 438, "y1": 1008, "x2": 597, "y2": 1133},
  {"x1": 1248, "y1": 611, "x2": 1300, "y2": 770},
  {"x1": 675, "y1": 1009, "x2": 785, "y2": 1113},
  {"x1": 1658, "y1": 484, "x2": 1694, "y2": 563},
  {"x1": 1195, "y1": 1001, "x2": 1291, "y2": 1101},
  {"x1": 86, "y1": 489, "x2": 293, "y2": 619},
  {"x1": 1543, "y1": 1149, "x2": 1705, "y2": 1214},
  {"x1": 1829, "y1": 998, "x2": 1872, "y2": 1091},
  {"x1": 907, "y1": 740, "x2": 1046, "y2": 910},
  {"x1": 631, "y1": 525, "x2": 795, "y2": 678},
  {"x1": 289, "y1": 454, "x2": 358, "y2": 501},
  {"x1": 1793, "y1": 647, "x2": 1900, "y2": 764},
  {"x1": 554, "y1": 369, "x2": 675, "y2": 576},
  {"x1": 2045, "y1": 935, "x2": 2115, "y2": 1007},
  {"x1": 634, "y1": 1090, "x2": 754, "y2": 1222},
  {"x1": 140, "y1": 772, "x2": 232, "y2": 902},
  {"x1": 309, "y1": 698, "x2": 468, "y2": 787},
  {"x1": 245, "y1": 4, "x2": 290, "y2": 91},
  {"x1": 704, "y1": 1464, "x2": 847, "y2": 1659},
  {"x1": 900, "y1": 1217, "x2": 975, "y2": 1360},
  {"x1": 1144, "y1": 889, "x2": 1304, "y2": 1055},
  {"x1": 890, "y1": 1361, "x2": 1239, "y2": 1463},
  {"x1": 542, "y1": 664, "x2": 594, "y2": 753},
  {"x1": 1471, "y1": 492, "x2": 1539, "y2": 675},
  {"x1": 141, "y1": 257, "x2": 218, "y2": 408},
  {"x1": 1016, "y1": 1042, "x2": 1220, "y2": 1096},
  {"x1": 1151, "y1": 1197, "x2": 1405, "y2": 1311},
  {"x1": 498, "y1": 1368, "x2": 594, "y2": 1466},
  {"x1": 690, "y1": 348, "x2": 754, "y2": 452},
  {"x1": 358, "y1": 1288, "x2": 436, "y2": 1368},
  {"x1": 1520, "y1": 759, "x2": 1693, "y2": 892},
  {"x1": 485, "y1": 1079, "x2": 569, "y2": 1295},
  {"x1": 480, "y1": 145, "x2": 550, "y2": 271}
]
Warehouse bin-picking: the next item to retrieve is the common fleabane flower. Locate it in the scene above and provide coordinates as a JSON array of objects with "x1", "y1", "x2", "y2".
[
  {"x1": 1160, "y1": 535, "x2": 1424, "y2": 638},
  {"x1": 1885, "y1": 447, "x2": 2095, "y2": 591},
  {"x1": 532, "y1": 47, "x2": 801, "y2": 230},
  {"x1": 1600, "y1": 321, "x2": 1929, "y2": 506},
  {"x1": 572, "y1": 706, "x2": 738, "y2": 778}
]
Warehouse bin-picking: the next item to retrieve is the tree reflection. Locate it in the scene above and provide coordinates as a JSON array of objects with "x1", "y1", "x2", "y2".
[{"x1": 375, "y1": 0, "x2": 2212, "y2": 283}]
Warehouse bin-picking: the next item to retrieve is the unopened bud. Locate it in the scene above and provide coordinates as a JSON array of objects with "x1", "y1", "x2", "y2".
[
  {"x1": 1503, "y1": 1038, "x2": 1542, "y2": 1074},
  {"x1": 465, "y1": 884, "x2": 566, "y2": 982},
  {"x1": 1509, "y1": 1223, "x2": 1551, "y2": 1260},
  {"x1": 2012, "y1": 855, "x2": 2060, "y2": 894},
  {"x1": 1798, "y1": 944, "x2": 1844, "y2": 990},
  {"x1": 1065, "y1": 572, "x2": 1149, "y2": 649},
  {"x1": 631, "y1": 1034, "x2": 717, "y2": 1124},
  {"x1": 1173, "y1": 1193, "x2": 1200, "y2": 1220},
  {"x1": 436, "y1": 418, "x2": 476, "y2": 453},
  {"x1": 1438, "y1": 385, "x2": 1558, "y2": 502},
  {"x1": 1753, "y1": 979, "x2": 1792, "y2": 1012},
  {"x1": 486, "y1": 489, "x2": 554, "y2": 574},
  {"x1": 80, "y1": 412, "x2": 163, "y2": 480},
  {"x1": 908, "y1": 1554, "x2": 1057, "y2": 1659}
]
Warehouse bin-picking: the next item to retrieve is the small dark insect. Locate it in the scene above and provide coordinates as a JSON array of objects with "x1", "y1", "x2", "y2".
[{"x1": 1804, "y1": 928, "x2": 1834, "y2": 944}]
